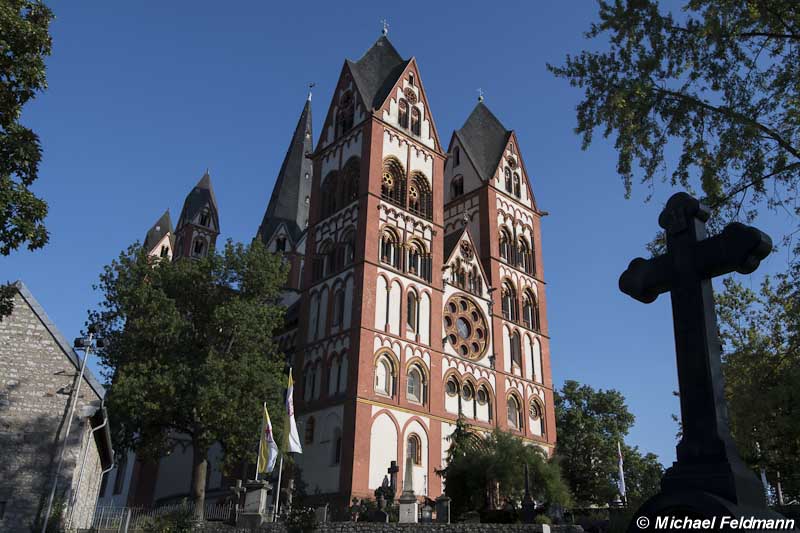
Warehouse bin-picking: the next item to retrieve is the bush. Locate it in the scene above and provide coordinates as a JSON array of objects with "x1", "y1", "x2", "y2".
[
  {"x1": 140, "y1": 505, "x2": 194, "y2": 533},
  {"x1": 286, "y1": 505, "x2": 316, "y2": 533},
  {"x1": 534, "y1": 514, "x2": 552, "y2": 525}
]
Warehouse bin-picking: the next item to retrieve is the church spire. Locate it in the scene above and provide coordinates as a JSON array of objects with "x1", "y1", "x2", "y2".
[
  {"x1": 174, "y1": 171, "x2": 220, "y2": 259},
  {"x1": 257, "y1": 96, "x2": 313, "y2": 246}
]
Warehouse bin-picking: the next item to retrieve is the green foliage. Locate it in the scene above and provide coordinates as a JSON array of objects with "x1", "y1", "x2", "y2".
[
  {"x1": 285, "y1": 505, "x2": 316, "y2": 533},
  {"x1": 140, "y1": 503, "x2": 194, "y2": 533},
  {"x1": 548, "y1": 0, "x2": 799, "y2": 249},
  {"x1": 437, "y1": 416, "x2": 571, "y2": 518},
  {"x1": 554, "y1": 380, "x2": 637, "y2": 506},
  {"x1": 0, "y1": 0, "x2": 54, "y2": 318},
  {"x1": 88, "y1": 239, "x2": 288, "y2": 504},
  {"x1": 534, "y1": 514, "x2": 552, "y2": 525},
  {"x1": 717, "y1": 274, "x2": 800, "y2": 501}
]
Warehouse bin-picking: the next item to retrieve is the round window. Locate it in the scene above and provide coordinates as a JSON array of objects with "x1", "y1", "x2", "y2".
[
  {"x1": 443, "y1": 295, "x2": 489, "y2": 361},
  {"x1": 446, "y1": 378, "x2": 458, "y2": 396},
  {"x1": 477, "y1": 388, "x2": 488, "y2": 405}
]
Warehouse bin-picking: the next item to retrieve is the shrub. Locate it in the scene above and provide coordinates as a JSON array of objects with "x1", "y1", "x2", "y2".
[{"x1": 286, "y1": 505, "x2": 317, "y2": 533}]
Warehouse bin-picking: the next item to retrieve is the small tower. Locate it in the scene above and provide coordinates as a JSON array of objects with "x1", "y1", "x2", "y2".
[
  {"x1": 143, "y1": 210, "x2": 175, "y2": 259},
  {"x1": 256, "y1": 96, "x2": 313, "y2": 300},
  {"x1": 174, "y1": 171, "x2": 220, "y2": 259}
]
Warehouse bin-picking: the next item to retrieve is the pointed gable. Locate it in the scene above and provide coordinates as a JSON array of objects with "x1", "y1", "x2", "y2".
[
  {"x1": 258, "y1": 98, "x2": 314, "y2": 244},
  {"x1": 455, "y1": 102, "x2": 511, "y2": 181},
  {"x1": 443, "y1": 226, "x2": 490, "y2": 300},
  {"x1": 177, "y1": 171, "x2": 220, "y2": 232},
  {"x1": 143, "y1": 210, "x2": 174, "y2": 254},
  {"x1": 346, "y1": 36, "x2": 409, "y2": 111}
]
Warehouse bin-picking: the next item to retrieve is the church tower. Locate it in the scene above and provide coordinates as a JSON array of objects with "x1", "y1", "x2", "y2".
[
  {"x1": 143, "y1": 210, "x2": 175, "y2": 260},
  {"x1": 257, "y1": 96, "x2": 314, "y2": 306},
  {"x1": 442, "y1": 101, "x2": 556, "y2": 449},
  {"x1": 174, "y1": 172, "x2": 220, "y2": 259}
]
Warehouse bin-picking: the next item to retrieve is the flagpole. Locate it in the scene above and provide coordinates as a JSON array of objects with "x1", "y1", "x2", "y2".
[{"x1": 273, "y1": 455, "x2": 284, "y2": 522}]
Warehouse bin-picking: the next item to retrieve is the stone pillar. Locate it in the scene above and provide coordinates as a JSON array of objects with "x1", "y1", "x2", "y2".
[
  {"x1": 236, "y1": 480, "x2": 271, "y2": 528},
  {"x1": 435, "y1": 495, "x2": 451, "y2": 524},
  {"x1": 398, "y1": 459, "x2": 418, "y2": 523}
]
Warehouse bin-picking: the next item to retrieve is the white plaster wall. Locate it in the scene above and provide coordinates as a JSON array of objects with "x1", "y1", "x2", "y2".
[
  {"x1": 404, "y1": 420, "x2": 429, "y2": 496},
  {"x1": 295, "y1": 405, "x2": 343, "y2": 494},
  {"x1": 317, "y1": 287, "x2": 329, "y2": 340},
  {"x1": 389, "y1": 281, "x2": 402, "y2": 335},
  {"x1": 369, "y1": 413, "x2": 398, "y2": 489},
  {"x1": 420, "y1": 292, "x2": 431, "y2": 345},
  {"x1": 344, "y1": 277, "x2": 354, "y2": 328},
  {"x1": 375, "y1": 276, "x2": 388, "y2": 329},
  {"x1": 533, "y1": 338, "x2": 542, "y2": 383}
]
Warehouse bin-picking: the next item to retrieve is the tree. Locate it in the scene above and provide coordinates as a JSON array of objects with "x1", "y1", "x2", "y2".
[
  {"x1": 0, "y1": 0, "x2": 54, "y2": 317},
  {"x1": 554, "y1": 380, "x2": 636, "y2": 506},
  {"x1": 620, "y1": 445, "x2": 663, "y2": 505},
  {"x1": 88, "y1": 239, "x2": 288, "y2": 514},
  {"x1": 548, "y1": 0, "x2": 799, "y2": 255},
  {"x1": 717, "y1": 273, "x2": 800, "y2": 501},
  {"x1": 436, "y1": 416, "x2": 571, "y2": 519}
]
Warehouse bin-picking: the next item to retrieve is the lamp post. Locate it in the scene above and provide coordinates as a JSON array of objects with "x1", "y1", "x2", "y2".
[{"x1": 41, "y1": 327, "x2": 104, "y2": 533}]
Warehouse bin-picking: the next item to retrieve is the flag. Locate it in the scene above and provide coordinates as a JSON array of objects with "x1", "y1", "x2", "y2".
[
  {"x1": 257, "y1": 403, "x2": 279, "y2": 474},
  {"x1": 285, "y1": 368, "x2": 303, "y2": 454},
  {"x1": 617, "y1": 441, "x2": 627, "y2": 499}
]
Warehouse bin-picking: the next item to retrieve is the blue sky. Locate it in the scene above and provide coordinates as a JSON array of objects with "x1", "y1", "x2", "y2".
[{"x1": 1, "y1": 1, "x2": 792, "y2": 467}]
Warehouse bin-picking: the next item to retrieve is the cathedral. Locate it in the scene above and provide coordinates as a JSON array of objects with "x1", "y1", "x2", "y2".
[{"x1": 118, "y1": 33, "x2": 554, "y2": 511}]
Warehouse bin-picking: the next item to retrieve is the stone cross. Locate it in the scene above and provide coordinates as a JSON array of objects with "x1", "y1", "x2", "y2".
[
  {"x1": 388, "y1": 461, "x2": 399, "y2": 495},
  {"x1": 619, "y1": 192, "x2": 771, "y2": 508}
]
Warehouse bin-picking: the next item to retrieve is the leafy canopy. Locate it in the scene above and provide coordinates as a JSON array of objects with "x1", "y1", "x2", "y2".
[
  {"x1": 717, "y1": 273, "x2": 800, "y2": 501},
  {"x1": 548, "y1": 0, "x2": 799, "y2": 251},
  {"x1": 554, "y1": 380, "x2": 662, "y2": 506},
  {"x1": 437, "y1": 416, "x2": 571, "y2": 518},
  {"x1": 89, "y1": 239, "x2": 288, "y2": 475}
]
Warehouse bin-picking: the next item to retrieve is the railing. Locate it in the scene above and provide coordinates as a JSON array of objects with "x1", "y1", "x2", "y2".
[{"x1": 91, "y1": 502, "x2": 234, "y2": 532}]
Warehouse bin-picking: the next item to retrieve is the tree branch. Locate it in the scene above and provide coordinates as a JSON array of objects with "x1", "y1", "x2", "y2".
[{"x1": 711, "y1": 162, "x2": 800, "y2": 210}]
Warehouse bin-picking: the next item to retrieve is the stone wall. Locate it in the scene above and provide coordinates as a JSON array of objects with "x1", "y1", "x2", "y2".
[
  {"x1": 189, "y1": 524, "x2": 583, "y2": 533},
  {"x1": 0, "y1": 289, "x2": 106, "y2": 533}
]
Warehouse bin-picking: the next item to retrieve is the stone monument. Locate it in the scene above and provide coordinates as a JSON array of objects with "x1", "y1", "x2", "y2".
[
  {"x1": 236, "y1": 479, "x2": 272, "y2": 528},
  {"x1": 398, "y1": 459, "x2": 419, "y2": 523},
  {"x1": 619, "y1": 192, "x2": 785, "y2": 529}
]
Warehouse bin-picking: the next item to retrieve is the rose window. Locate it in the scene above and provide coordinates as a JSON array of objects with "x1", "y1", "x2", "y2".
[{"x1": 443, "y1": 294, "x2": 488, "y2": 360}]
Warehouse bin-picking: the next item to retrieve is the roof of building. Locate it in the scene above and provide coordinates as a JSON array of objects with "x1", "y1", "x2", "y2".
[
  {"x1": 177, "y1": 172, "x2": 219, "y2": 231},
  {"x1": 258, "y1": 98, "x2": 314, "y2": 245},
  {"x1": 12, "y1": 281, "x2": 106, "y2": 399},
  {"x1": 143, "y1": 210, "x2": 174, "y2": 252},
  {"x1": 455, "y1": 102, "x2": 511, "y2": 181},
  {"x1": 346, "y1": 35, "x2": 409, "y2": 111},
  {"x1": 443, "y1": 230, "x2": 464, "y2": 262}
]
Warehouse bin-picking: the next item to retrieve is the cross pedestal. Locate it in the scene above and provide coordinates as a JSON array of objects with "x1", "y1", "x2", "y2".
[
  {"x1": 236, "y1": 480, "x2": 271, "y2": 528},
  {"x1": 619, "y1": 193, "x2": 784, "y2": 528}
]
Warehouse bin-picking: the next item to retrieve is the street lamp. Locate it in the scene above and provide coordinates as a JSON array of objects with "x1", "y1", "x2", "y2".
[{"x1": 41, "y1": 327, "x2": 104, "y2": 533}]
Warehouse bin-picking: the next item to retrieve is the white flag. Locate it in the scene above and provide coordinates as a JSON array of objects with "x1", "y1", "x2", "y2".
[
  {"x1": 617, "y1": 441, "x2": 627, "y2": 498},
  {"x1": 257, "y1": 403, "x2": 279, "y2": 474},
  {"x1": 285, "y1": 369, "x2": 303, "y2": 454}
]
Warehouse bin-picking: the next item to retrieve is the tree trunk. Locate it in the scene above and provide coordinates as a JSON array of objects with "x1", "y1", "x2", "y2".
[{"x1": 191, "y1": 444, "x2": 208, "y2": 520}]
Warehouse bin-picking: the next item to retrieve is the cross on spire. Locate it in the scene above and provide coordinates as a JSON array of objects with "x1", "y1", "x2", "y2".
[
  {"x1": 477, "y1": 88, "x2": 484, "y2": 102},
  {"x1": 307, "y1": 82, "x2": 315, "y2": 102},
  {"x1": 381, "y1": 19, "x2": 389, "y2": 36}
]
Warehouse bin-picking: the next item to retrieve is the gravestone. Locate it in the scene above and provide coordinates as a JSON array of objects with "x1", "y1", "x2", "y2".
[
  {"x1": 398, "y1": 458, "x2": 419, "y2": 523},
  {"x1": 435, "y1": 494, "x2": 451, "y2": 524},
  {"x1": 619, "y1": 192, "x2": 785, "y2": 529}
]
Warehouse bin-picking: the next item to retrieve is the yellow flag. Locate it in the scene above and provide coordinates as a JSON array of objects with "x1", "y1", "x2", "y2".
[{"x1": 257, "y1": 403, "x2": 278, "y2": 474}]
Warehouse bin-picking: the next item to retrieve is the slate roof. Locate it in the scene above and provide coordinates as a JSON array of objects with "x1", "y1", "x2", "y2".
[
  {"x1": 443, "y1": 231, "x2": 464, "y2": 262},
  {"x1": 346, "y1": 36, "x2": 409, "y2": 111},
  {"x1": 143, "y1": 210, "x2": 174, "y2": 252},
  {"x1": 455, "y1": 102, "x2": 511, "y2": 181},
  {"x1": 177, "y1": 172, "x2": 219, "y2": 231},
  {"x1": 258, "y1": 98, "x2": 314, "y2": 245}
]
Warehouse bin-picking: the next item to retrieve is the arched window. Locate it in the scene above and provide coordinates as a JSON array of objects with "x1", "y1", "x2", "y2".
[
  {"x1": 468, "y1": 265, "x2": 482, "y2": 295},
  {"x1": 504, "y1": 168, "x2": 513, "y2": 193},
  {"x1": 406, "y1": 364, "x2": 425, "y2": 404},
  {"x1": 407, "y1": 434, "x2": 422, "y2": 465},
  {"x1": 454, "y1": 146, "x2": 460, "y2": 167},
  {"x1": 410, "y1": 107, "x2": 421, "y2": 136},
  {"x1": 304, "y1": 363, "x2": 316, "y2": 401},
  {"x1": 530, "y1": 400, "x2": 545, "y2": 435},
  {"x1": 507, "y1": 395, "x2": 522, "y2": 429},
  {"x1": 332, "y1": 289, "x2": 345, "y2": 327},
  {"x1": 380, "y1": 229, "x2": 401, "y2": 269},
  {"x1": 304, "y1": 416, "x2": 315, "y2": 444},
  {"x1": 513, "y1": 173, "x2": 521, "y2": 197},
  {"x1": 322, "y1": 172, "x2": 338, "y2": 218},
  {"x1": 407, "y1": 291, "x2": 418, "y2": 332},
  {"x1": 518, "y1": 237, "x2": 534, "y2": 274},
  {"x1": 336, "y1": 91, "x2": 354, "y2": 137},
  {"x1": 477, "y1": 385, "x2": 493, "y2": 421},
  {"x1": 381, "y1": 157, "x2": 406, "y2": 207},
  {"x1": 501, "y1": 281, "x2": 518, "y2": 321},
  {"x1": 409, "y1": 172, "x2": 432, "y2": 220},
  {"x1": 374, "y1": 353, "x2": 395, "y2": 397},
  {"x1": 510, "y1": 331, "x2": 522, "y2": 369},
  {"x1": 193, "y1": 238, "x2": 205, "y2": 257},
  {"x1": 342, "y1": 157, "x2": 360, "y2": 205},
  {"x1": 451, "y1": 176, "x2": 464, "y2": 198},
  {"x1": 522, "y1": 291, "x2": 540, "y2": 331},
  {"x1": 407, "y1": 240, "x2": 431, "y2": 281},
  {"x1": 398, "y1": 99, "x2": 409, "y2": 129},
  {"x1": 275, "y1": 237, "x2": 286, "y2": 253},
  {"x1": 445, "y1": 376, "x2": 459, "y2": 397},
  {"x1": 319, "y1": 241, "x2": 335, "y2": 277},
  {"x1": 341, "y1": 230, "x2": 356, "y2": 266},
  {"x1": 499, "y1": 229, "x2": 512, "y2": 261}
]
